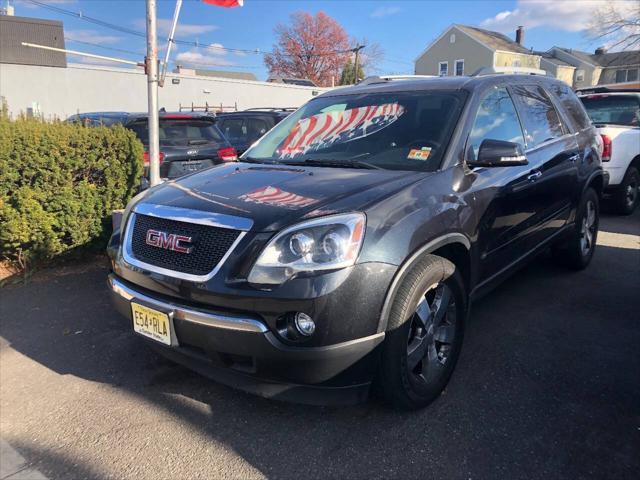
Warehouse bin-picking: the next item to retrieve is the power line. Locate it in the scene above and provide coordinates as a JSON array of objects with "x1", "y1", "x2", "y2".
[{"x1": 26, "y1": 0, "x2": 352, "y2": 58}]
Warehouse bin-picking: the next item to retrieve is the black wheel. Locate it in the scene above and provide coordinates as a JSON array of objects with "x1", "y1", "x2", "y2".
[
  {"x1": 552, "y1": 187, "x2": 599, "y2": 270},
  {"x1": 378, "y1": 255, "x2": 466, "y2": 410},
  {"x1": 612, "y1": 167, "x2": 639, "y2": 215}
]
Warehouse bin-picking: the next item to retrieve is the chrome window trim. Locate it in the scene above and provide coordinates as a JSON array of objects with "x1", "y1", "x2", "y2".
[
  {"x1": 109, "y1": 275, "x2": 268, "y2": 333},
  {"x1": 122, "y1": 203, "x2": 252, "y2": 282}
]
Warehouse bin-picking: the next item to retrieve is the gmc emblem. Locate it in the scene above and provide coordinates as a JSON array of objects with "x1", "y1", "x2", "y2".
[{"x1": 145, "y1": 229, "x2": 193, "y2": 254}]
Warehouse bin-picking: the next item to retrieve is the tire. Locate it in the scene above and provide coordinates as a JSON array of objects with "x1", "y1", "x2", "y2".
[
  {"x1": 552, "y1": 187, "x2": 599, "y2": 270},
  {"x1": 378, "y1": 254, "x2": 467, "y2": 410},
  {"x1": 612, "y1": 166, "x2": 639, "y2": 215}
]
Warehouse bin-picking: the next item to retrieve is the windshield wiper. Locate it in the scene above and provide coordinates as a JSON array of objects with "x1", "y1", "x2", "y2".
[
  {"x1": 241, "y1": 156, "x2": 281, "y2": 165},
  {"x1": 282, "y1": 158, "x2": 382, "y2": 170}
]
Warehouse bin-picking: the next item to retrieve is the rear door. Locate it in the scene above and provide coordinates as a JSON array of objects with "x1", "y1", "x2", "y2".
[{"x1": 510, "y1": 84, "x2": 579, "y2": 245}]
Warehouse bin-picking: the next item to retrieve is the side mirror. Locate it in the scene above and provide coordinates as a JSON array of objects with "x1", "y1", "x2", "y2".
[{"x1": 468, "y1": 139, "x2": 528, "y2": 167}]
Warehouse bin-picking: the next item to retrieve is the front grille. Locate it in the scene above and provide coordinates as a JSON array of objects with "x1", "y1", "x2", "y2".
[{"x1": 130, "y1": 213, "x2": 241, "y2": 276}]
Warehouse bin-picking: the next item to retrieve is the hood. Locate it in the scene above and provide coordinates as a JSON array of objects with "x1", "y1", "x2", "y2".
[{"x1": 139, "y1": 162, "x2": 424, "y2": 231}]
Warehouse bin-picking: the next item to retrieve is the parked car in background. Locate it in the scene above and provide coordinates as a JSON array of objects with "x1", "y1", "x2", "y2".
[
  {"x1": 68, "y1": 111, "x2": 238, "y2": 180},
  {"x1": 577, "y1": 89, "x2": 640, "y2": 214},
  {"x1": 108, "y1": 73, "x2": 604, "y2": 410},
  {"x1": 216, "y1": 108, "x2": 294, "y2": 155}
]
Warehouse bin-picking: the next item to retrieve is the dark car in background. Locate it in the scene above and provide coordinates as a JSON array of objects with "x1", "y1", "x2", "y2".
[
  {"x1": 108, "y1": 73, "x2": 604, "y2": 410},
  {"x1": 68, "y1": 111, "x2": 237, "y2": 180},
  {"x1": 216, "y1": 108, "x2": 294, "y2": 155}
]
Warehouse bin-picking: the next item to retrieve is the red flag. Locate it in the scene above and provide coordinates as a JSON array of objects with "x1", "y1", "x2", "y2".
[{"x1": 202, "y1": 0, "x2": 243, "y2": 7}]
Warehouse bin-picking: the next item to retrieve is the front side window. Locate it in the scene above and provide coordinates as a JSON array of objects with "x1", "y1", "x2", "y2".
[
  {"x1": 439, "y1": 62, "x2": 448, "y2": 76},
  {"x1": 244, "y1": 90, "x2": 466, "y2": 172},
  {"x1": 467, "y1": 87, "x2": 525, "y2": 160},
  {"x1": 512, "y1": 85, "x2": 565, "y2": 147},
  {"x1": 455, "y1": 60, "x2": 464, "y2": 76},
  {"x1": 576, "y1": 69, "x2": 585, "y2": 82},
  {"x1": 246, "y1": 118, "x2": 269, "y2": 142},
  {"x1": 219, "y1": 118, "x2": 245, "y2": 143}
]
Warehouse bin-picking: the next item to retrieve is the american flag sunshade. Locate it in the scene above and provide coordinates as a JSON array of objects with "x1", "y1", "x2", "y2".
[{"x1": 277, "y1": 103, "x2": 405, "y2": 158}]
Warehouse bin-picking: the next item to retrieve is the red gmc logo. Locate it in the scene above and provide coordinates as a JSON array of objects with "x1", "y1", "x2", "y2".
[{"x1": 145, "y1": 229, "x2": 193, "y2": 254}]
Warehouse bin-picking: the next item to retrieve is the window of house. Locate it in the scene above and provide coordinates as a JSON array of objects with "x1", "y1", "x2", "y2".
[
  {"x1": 512, "y1": 58, "x2": 521, "y2": 67},
  {"x1": 439, "y1": 61, "x2": 448, "y2": 76},
  {"x1": 616, "y1": 68, "x2": 639, "y2": 83},
  {"x1": 467, "y1": 87, "x2": 525, "y2": 161},
  {"x1": 450, "y1": 34, "x2": 456, "y2": 44},
  {"x1": 548, "y1": 83, "x2": 592, "y2": 131},
  {"x1": 455, "y1": 59, "x2": 464, "y2": 76},
  {"x1": 512, "y1": 85, "x2": 566, "y2": 147},
  {"x1": 576, "y1": 69, "x2": 585, "y2": 82}
]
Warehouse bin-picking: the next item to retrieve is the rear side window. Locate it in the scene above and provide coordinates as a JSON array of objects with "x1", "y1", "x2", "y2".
[
  {"x1": 246, "y1": 118, "x2": 269, "y2": 142},
  {"x1": 219, "y1": 118, "x2": 245, "y2": 142},
  {"x1": 580, "y1": 95, "x2": 640, "y2": 127},
  {"x1": 467, "y1": 86, "x2": 525, "y2": 160},
  {"x1": 549, "y1": 83, "x2": 592, "y2": 130},
  {"x1": 512, "y1": 85, "x2": 565, "y2": 148}
]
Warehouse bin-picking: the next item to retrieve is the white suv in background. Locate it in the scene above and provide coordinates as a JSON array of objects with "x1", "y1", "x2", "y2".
[{"x1": 579, "y1": 90, "x2": 640, "y2": 215}]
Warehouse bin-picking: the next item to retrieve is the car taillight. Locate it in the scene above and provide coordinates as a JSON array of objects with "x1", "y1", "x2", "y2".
[
  {"x1": 600, "y1": 134, "x2": 612, "y2": 162},
  {"x1": 217, "y1": 147, "x2": 238, "y2": 162},
  {"x1": 143, "y1": 151, "x2": 165, "y2": 167}
]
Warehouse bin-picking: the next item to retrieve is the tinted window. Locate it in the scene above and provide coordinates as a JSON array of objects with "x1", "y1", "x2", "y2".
[
  {"x1": 512, "y1": 85, "x2": 566, "y2": 147},
  {"x1": 219, "y1": 118, "x2": 245, "y2": 142},
  {"x1": 128, "y1": 119, "x2": 224, "y2": 146},
  {"x1": 246, "y1": 118, "x2": 269, "y2": 142},
  {"x1": 549, "y1": 83, "x2": 592, "y2": 130},
  {"x1": 580, "y1": 95, "x2": 640, "y2": 127},
  {"x1": 245, "y1": 91, "x2": 466, "y2": 172},
  {"x1": 467, "y1": 87, "x2": 525, "y2": 160}
]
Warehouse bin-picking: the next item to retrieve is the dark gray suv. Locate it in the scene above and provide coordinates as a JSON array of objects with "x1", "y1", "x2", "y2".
[{"x1": 108, "y1": 74, "x2": 604, "y2": 409}]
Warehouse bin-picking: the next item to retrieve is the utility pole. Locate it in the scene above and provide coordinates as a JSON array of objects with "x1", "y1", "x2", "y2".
[
  {"x1": 146, "y1": 0, "x2": 161, "y2": 186},
  {"x1": 352, "y1": 44, "x2": 365, "y2": 84}
]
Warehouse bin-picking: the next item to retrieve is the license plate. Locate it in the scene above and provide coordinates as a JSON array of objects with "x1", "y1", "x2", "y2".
[{"x1": 131, "y1": 303, "x2": 171, "y2": 345}]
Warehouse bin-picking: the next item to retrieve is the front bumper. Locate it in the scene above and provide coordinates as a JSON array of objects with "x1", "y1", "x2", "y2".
[{"x1": 108, "y1": 274, "x2": 385, "y2": 405}]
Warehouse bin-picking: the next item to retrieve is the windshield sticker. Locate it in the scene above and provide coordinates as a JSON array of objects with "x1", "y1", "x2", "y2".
[
  {"x1": 240, "y1": 186, "x2": 317, "y2": 209},
  {"x1": 277, "y1": 103, "x2": 405, "y2": 158},
  {"x1": 407, "y1": 147, "x2": 432, "y2": 161}
]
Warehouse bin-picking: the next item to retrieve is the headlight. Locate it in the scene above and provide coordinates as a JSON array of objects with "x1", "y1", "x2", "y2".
[{"x1": 247, "y1": 213, "x2": 366, "y2": 284}]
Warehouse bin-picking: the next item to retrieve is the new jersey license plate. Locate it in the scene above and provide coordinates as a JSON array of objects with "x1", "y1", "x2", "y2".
[{"x1": 131, "y1": 302, "x2": 171, "y2": 345}]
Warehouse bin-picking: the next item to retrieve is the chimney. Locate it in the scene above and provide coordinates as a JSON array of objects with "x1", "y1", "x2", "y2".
[
  {"x1": 515, "y1": 26, "x2": 524, "y2": 45},
  {"x1": 595, "y1": 46, "x2": 607, "y2": 55}
]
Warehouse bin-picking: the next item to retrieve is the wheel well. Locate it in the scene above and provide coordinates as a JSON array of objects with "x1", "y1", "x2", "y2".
[
  {"x1": 630, "y1": 155, "x2": 640, "y2": 171},
  {"x1": 588, "y1": 174, "x2": 604, "y2": 197},
  {"x1": 431, "y1": 243, "x2": 471, "y2": 293}
]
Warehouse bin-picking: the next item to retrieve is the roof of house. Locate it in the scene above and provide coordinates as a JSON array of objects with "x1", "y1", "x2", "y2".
[
  {"x1": 267, "y1": 76, "x2": 317, "y2": 87},
  {"x1": 592, "y1": 51, "x2": 640, "y2": 68},
  {"x1": 455, "y1": 24, "x2": 532, "y2": 55},
  {"x1": 535, "y1": 51, "x2": 575, "y2": 67}
]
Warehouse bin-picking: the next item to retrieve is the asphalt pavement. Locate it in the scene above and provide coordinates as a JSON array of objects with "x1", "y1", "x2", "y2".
[{"x1": 1, "y1": 210, "x2": 639, "y2": 480}]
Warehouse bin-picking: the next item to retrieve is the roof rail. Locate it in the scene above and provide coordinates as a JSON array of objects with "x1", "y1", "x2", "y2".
[
  {"x1": 471, "y1": 66, "x2": 548, "y2": 77},
  {"x1": 358, "y1": 74, "x2": 436, "y2": 86},
  {"x1": 244, "y1": 107, "x2": 297, "y2": 112}
]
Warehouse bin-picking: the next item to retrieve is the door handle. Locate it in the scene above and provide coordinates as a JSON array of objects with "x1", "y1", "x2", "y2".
[
  {"x1": 569, "y1": 153, "x2": 580, "y2": 162},
  {"x1": 527, "y1": 171, "x2": 542, "y2": 182}
]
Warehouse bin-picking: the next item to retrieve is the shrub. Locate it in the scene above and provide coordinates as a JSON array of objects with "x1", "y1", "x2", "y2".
[{"x1": 0, "y1": 116, "x2": 143, "y2": 271}]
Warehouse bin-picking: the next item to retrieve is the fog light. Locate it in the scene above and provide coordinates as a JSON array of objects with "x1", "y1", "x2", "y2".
[{"x1": 294, "y1": 312, "x2": 315, "y2": 336}]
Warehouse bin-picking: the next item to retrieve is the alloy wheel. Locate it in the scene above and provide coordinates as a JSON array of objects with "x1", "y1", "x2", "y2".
[
  {"x1": 625, "y1": 178, "x2": 638, "y2": 209},
  {"x1": 406, "y1": 283, "x2": 457, "y2": 384},
  {"x1": 580, "y1": 199, "x2": 597, "y2": 256}
]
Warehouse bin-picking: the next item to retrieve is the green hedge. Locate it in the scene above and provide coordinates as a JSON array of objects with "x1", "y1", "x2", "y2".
[{"x1": 0, "y1": 116, "x2": 143, "y2": 271}]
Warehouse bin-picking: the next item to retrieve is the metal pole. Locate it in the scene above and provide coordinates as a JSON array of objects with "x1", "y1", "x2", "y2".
[
  {"x1": 146, "y1": 0, "x2": 161, "y2": 186},
  {"x1": 353, "y1": 44, "x2": 365, "y2": 85},
  {"x1": 159, "y1": 0, "x2": 182, "y2": 87}
]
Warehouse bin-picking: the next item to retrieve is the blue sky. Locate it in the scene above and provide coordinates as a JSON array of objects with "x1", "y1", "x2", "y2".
[{"x1": 14, "y1": 0, "x2": 617, "y2": 79}]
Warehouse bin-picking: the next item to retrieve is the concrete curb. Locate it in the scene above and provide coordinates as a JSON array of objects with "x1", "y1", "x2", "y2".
[{"x1": 0, "y1": 440, "x2": 47, "y2": 480}]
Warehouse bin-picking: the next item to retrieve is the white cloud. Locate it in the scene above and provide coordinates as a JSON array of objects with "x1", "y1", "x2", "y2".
[
  {"x1": 65, "y1": 29, "x2": 123, "y2": 45},
  {"x1": 133, "y1": 19, "x2": 218, "y2": 37},
  {"x1": 370, "y1": 6, "x2": 401, "y2": 18},
  {"x1": 480, "y1": 0, "x2": 636, "y2": 35},
  {"x1": 175, "y1": 50, "x2": 235, "y2": 67}
]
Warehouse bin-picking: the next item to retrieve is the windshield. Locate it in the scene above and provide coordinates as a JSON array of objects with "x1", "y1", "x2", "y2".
[
  {"x1": 128, "y1": 119, "x2": 225, "y2": 146},
  {"x1": 581, "y1": 95, "x2": 640, "y2": 127},
  {"x1": 243, "y1": 91, "x2": 466, "y2": 171}
]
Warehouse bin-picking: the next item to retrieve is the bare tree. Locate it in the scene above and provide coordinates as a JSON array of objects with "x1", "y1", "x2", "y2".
[{"x1": 586, "y1": 2, "x2": 640, "y2": 50}]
